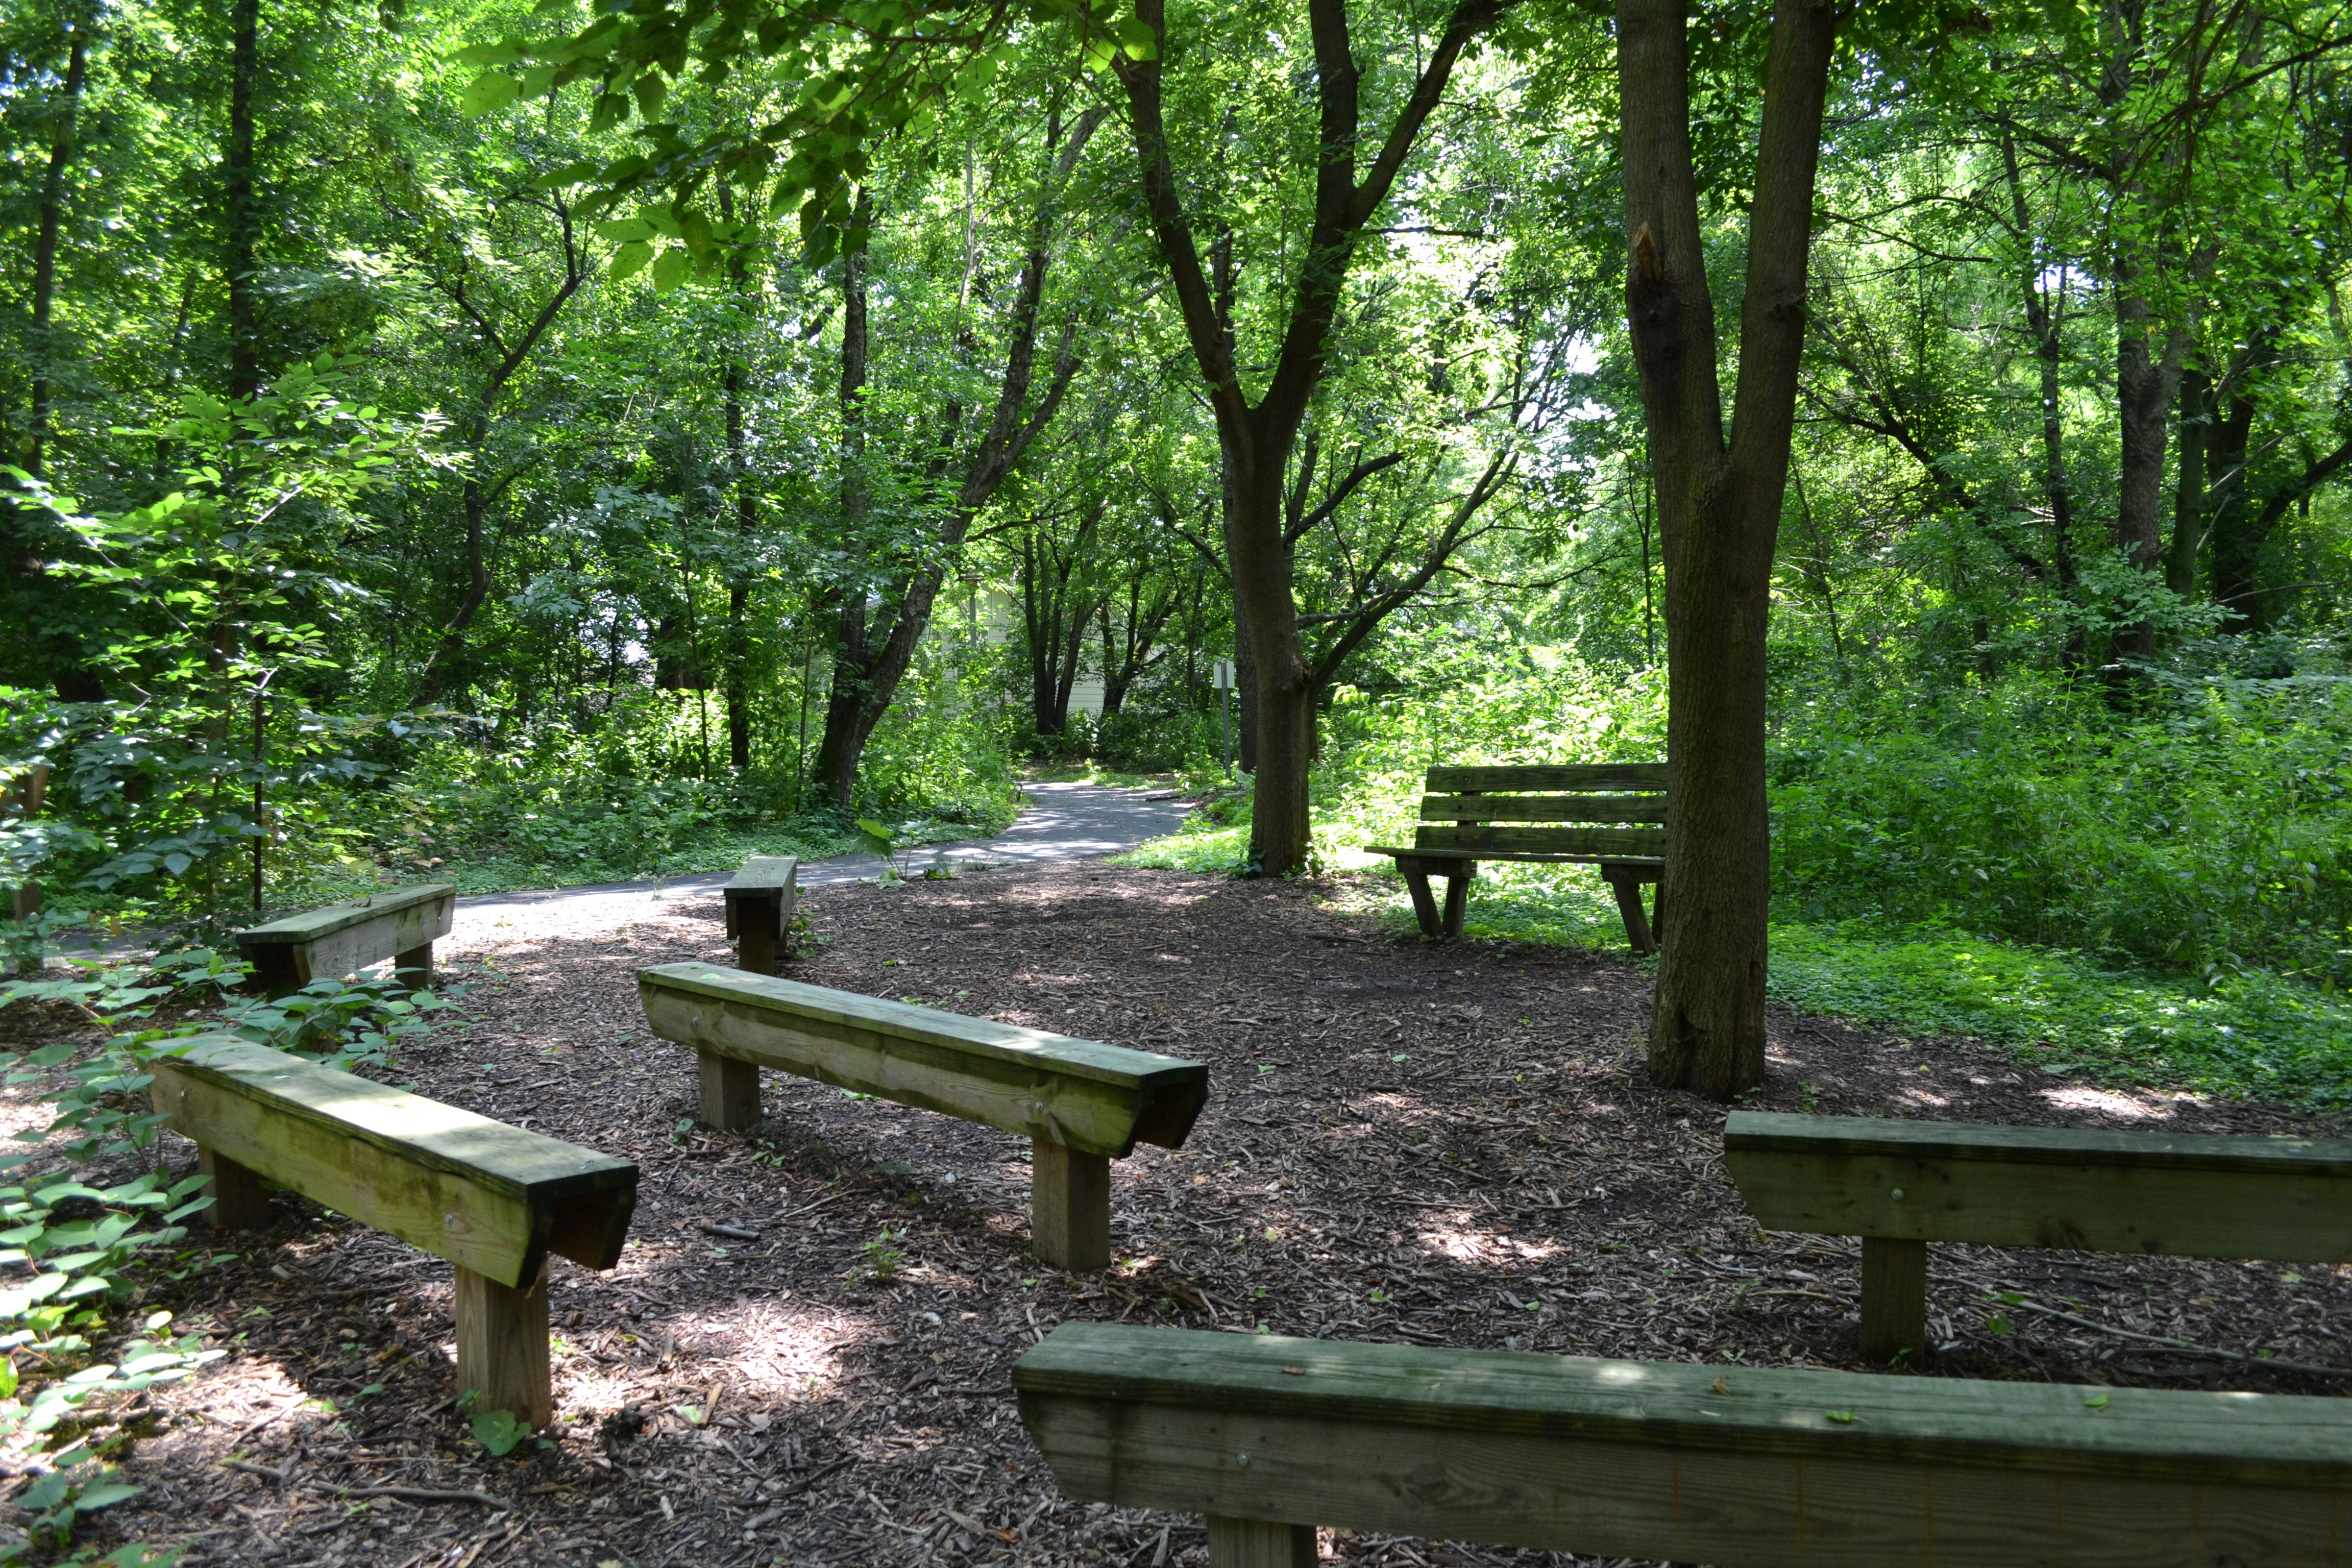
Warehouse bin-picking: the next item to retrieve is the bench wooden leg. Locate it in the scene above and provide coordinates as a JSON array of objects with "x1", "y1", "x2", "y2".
[
  {"x1": 1602, "y1": 867, "x2": 1658, "y2": 955},
  {"x1": 1398, "y1": 864, "x2": 1443, "y2": 937},
  {"x1": 1207, "y1": 1516, "x2": 1315, "y2": 1567},
  {"x1": 241, "y1": 946, "x2": 305, "y2": 999},
  {"x1": 1439, "y1": 866, "x2": 1473, "y2": 939},
  {"x1": 1032, "y1": 1138, "x2": 1110, "y2": 1272},
  {"x1": 197, "y1": 1146, "x2": 273, "y2": 1230},
  {"x1": 455, "y1": 1263, "x2": 552, "y2": 1428},
  {"x1": 737, "y1": 916, "x2": 777, "y2": 977},
  {"x1": 1859, "y1": 1235, "x2": 1929, "y2": 1364},
  {"x1": 393, "y1": 942, "x2": 434, "y2": 993},
  {"x1": 698, "y1": 1051, "x2": 762, "y2": 1132}
]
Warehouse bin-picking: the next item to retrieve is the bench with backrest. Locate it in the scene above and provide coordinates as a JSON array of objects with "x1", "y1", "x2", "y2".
[
  {"x1": 234, "y1": 883, "x2": 456, "y2": 998},
  {"x1": 1367, "y1": 764, "x2": 1667, "y2": 950},
  {"x1": 1724, "y1": 1110, "x2": 2352, "y2": 1362},
  {"x1": 722, "y1": 855, "x2": 800, "y2": 975},
  {"x1": 148, "y1": 1035, "x2": 637, "y2": 1424},
  {"x1": 637, "y1": 962, "x2": 1208, "y2": 1271},
  {"x1": 1016, "y1": 1321, "x2": 2352, "y2": 1568}
]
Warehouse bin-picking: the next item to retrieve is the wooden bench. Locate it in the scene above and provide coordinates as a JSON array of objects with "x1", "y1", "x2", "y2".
[
  {"x1": 722, "y1": 855, "x2": 799, "y2": 975},
  {"x1": 636, "y1": 962, "x2": 1207, "y2": 1271},
  {"x1": 148, "y1": 1035, "x2": 636, "y2": 1424},
  {"x1": 1724, "y1": 1110, "x2": 2352, "y2": 1362},
  {"x1": 233, "y1": 883, "x2": 456, "y2": 997},
  {"x1": 1016, "y1": 1321, "x2": 2352, "y2": 1568},
  {"x1": 1366, "y1": 764, "x2": 1666, "y2": 950}
]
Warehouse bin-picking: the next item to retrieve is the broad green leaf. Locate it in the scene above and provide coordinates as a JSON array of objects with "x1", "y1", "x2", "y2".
[
  {"x1": 609, "y1": 241, "x2": 654, "y2": 280},
  {"x1": 459, "y1": 71, "x2": 521, "y2": 117},
  {"x1": 650, "y1": 247, "x2": 690, "y2": 293}
]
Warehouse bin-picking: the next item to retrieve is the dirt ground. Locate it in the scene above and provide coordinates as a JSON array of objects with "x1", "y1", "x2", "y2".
[{"x1": 28, "y1": 863, "x2": 2352, "y2": 1566}]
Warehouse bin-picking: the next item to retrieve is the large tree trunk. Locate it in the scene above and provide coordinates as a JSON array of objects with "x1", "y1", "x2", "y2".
[
  {"x1": 27, "y1": 18, "x2": 89, "y2": 477},
  {"x1": 1619, "y1": 0, "x2": 1837, "y2": 1099},
  {"x1": 723, "y1": 356, "x2": 756, "y2": 770},
  {"x1": 2001, "y1": 134, "x2": 2083, "y2": 672},
  {"x1": 2168, "y1": 366, "x2": 2208, "y2": 597},
  {"x1": 224, "y1": 0, "x2": 263, "y2": 398},
  {"x1": 813, "y1": 224, "x2": 873, "y2": 811}
]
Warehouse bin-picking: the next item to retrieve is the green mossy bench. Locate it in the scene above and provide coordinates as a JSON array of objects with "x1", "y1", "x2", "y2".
[
  {"x1": 1016, "y1": 1321, "x2": 2352, "y2": 1568},
  {"x1": 233, "y1": 883, "x2": 456, "y2": 998},
  {"x1": 637, "y1": 962, "x2": 1208, "y2": 1270},
  {"x1": 1724, "y1": 1110, "x2": 2352, "y2": 1362},
  {"x1": 149, "y1": 1036, "x2": 638, "y2": 1424},
  {"x1": 722, "y1": 856, "x2": 800, "y2": 975},
  {"x1": 1366, "y1": 764, "x2": 1666, "y2": 950}
]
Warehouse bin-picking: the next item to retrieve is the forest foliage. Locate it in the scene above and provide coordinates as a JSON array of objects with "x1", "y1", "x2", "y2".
[{"x1": 3, "y1": 0, "x2": 2351, "y2": 1030}]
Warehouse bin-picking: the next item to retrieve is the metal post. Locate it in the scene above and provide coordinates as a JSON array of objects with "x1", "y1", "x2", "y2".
[{"x1": 1213, "y1": 658, "x2": 1235, "y2": 779}]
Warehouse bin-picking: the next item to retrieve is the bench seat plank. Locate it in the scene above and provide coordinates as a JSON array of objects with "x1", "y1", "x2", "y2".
[
  {"x1": 233, "y1": 884, "x2": 455, "y2": 995},
  {"x1": 1411, "y1": 825, "x2": 1667, "y2": 858},
  {"x1": 148, "y1": 1036, "x2": 636, "y2": 1288},
  {"x1": 722, "y1": 856, "x2": 800, "y2": 975},
  {"x1": 1018, "y1": 1323, "x2": 2352, "y2": 1568},
  {"x1": 1725, "y1": 1111, "x2": 2352, "y2": 1261},
  {"x1": 1418, "y1": 794, "x2": 1669, "y2": 823},
  {"x1": 638, "y1": 963, "x2": 1208, "y2": 1158}
]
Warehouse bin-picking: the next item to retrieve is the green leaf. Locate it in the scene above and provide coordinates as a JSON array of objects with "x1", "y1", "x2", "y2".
[
  {"x1": 649, "y1": 248, "x2": 690, "y2": 293},
  {"x1": 632, "y1": 72, "x2": 667, "y2": 121},
  {"x1": 679, "y1": 209, "x2": 714, "y2": 257},
  {"x1": 459, "y1": 71, "x2": 521, "y2": 117},
  {"x1": 1114, "y1": 16, "x2": 1157, "y2": 58},
  {"x1": 75, "y1": 1483, "x2": 140, "y2": 1511},
  {"x1": 609, "y1": 241, "x2": 654, "y2": 281},
  {"x1": 596, "y1": 216, "x2": 658, "y2": 243}
]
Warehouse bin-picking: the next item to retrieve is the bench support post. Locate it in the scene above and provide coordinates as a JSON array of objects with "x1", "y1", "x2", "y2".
[
  {"x1": 197, "y1": 1146, "x2": 274, "y2": 1230},
  {"x1": 698, "y1": 1052, "x2": 763, "y2": 1133},
  {"x1": 737, "y1": 909, "x2": 778, "y2": 977},
  {"x1": 1032, "y1": 1138, "x2": 1110, "y2": 1272},
  {"x1": 1439, "y1": 864, "x2": 1472, "y2": 939},
  {"x1": 1858, "y1": 1235, "x2": 1928, "y2": 1364},
  {"x1": 455, "y1": 1262, "x2": 552, "y2": 1428},
  {"x1": 1207, "y1": 1516, "x2": 1315, "y2": 1567},
  {"x1": 1600, "y1": 863, "x2": 1660, "y2": 955},
  {"x1": 393, "y1": 942, "x2": 434, "y2": 993}
]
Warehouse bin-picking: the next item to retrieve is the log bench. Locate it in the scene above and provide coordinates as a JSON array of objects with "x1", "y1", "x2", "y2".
[
  {"x1": 1366, "y1": 764, "x2": 1665, "y2": 950},
  {"x1": 637, "y1": 962, "x2": 1208, "y2": 1270},
  {"x1": 722, "y1": 855, "x2": 800, "y2": 975},
  {"x1": 1016, "y1": 1321, "x2": 2352, "y2": 1568},
  {"x1": 1724, "y1": 1110, "x2": 2352, "y2": 1362},
  {"x1": 147, "y1": 1035, "x2": 636, "y2": 1424},
  {"x1": 233, "y1": 883, "x2": 456, "y2": 997}
]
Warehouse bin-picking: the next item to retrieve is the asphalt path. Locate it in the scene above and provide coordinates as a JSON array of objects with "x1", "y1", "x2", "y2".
[{"x1": 451, "y1": 779, "x2": 1192, "y2": 920}]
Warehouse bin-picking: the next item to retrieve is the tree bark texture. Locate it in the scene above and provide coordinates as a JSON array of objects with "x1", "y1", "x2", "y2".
[
  {"x1": 2168, "y1": 366, "x2": 2209, "y2": 597},
  {"x1": 27, "y1": 18, "x2": 89, "y2": 477},
  {"x1": 224, "y1": 0, "x2": 263, "y2": 399},
  {"x1": 1618, "y1": 0, "x2": 1837, "y2": 1099}
]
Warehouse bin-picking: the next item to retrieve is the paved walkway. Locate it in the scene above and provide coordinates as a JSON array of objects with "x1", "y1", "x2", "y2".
[{"x1": 452, "y1": 780, "x2": 1192, "y2": 919}]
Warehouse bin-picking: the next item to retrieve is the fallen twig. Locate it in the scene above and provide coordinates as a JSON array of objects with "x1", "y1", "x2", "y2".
[
  {"x1": 345, "y1": 1484, "x2": 511, "y2": 1509},
  {"x1": 1996, "y1": 1296, "x2": 2352, "y2": 1378},
  {"x1": 700, "y1": 1220, "x2": 762, "y2": 1241}
]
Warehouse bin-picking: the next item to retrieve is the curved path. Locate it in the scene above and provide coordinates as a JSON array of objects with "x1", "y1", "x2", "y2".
[{"x1": 452, "y1": 781, "x2": 1192, "y2": 924}]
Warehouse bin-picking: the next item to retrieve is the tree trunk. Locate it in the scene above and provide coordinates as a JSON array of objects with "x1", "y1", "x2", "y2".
[
  {"x1": 224, "y1": 0, "x2": 263, "y2": 398},
  {"x1": 1619, "y1": 0, "x2": 1837, "y2": 1100},
  {"x1": 27, "y1": 19, "x2": 89, "y2": 477},
  {"x1": 723, "y1": 356, "x2": 756, "y2": 771},
  {"x1": 2168, "y1": 366, "x2": 2208, "y2": 597},
  {"x1": 1999, "y1": 135, "x2": 2082, "y2": 672},
  {"x1": 814, "y1": 221, "x2": 873, "y2": 811},
  {"x1": 2114, "y1": 278, "x2": 2188, "y2": 657}
]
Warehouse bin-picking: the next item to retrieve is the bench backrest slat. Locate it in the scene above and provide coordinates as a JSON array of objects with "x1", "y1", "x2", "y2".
[
  {"x1": 1408, "y1": 766, "x2": 1667, "y2": 861},
  {"x1": 149, "y1": 1037, "x2": 636, "y2": 1287},
  {"x1": 638, "y1": 963, "x2": 1208, "y2": 1157},
  {"x1": 1018, "y1": 1322, "x2": 2352, "y2": 1567},
  {"x1": 1726, "y1": 1110, "x2": 2352, "y2": 1261},
  {"x1": 1419, "y1": 793, "x2": 1668, "y2": 824},
  {"x1": 1426, "y1": 763, "x2": 1668, "y2": 793}
]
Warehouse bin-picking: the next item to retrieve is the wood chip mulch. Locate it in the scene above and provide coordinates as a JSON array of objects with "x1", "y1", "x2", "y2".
[{"x1": 17, "y1": 861, "x2": 2350, "y2": 1567}]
